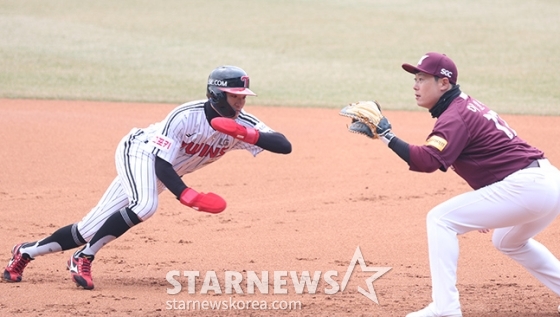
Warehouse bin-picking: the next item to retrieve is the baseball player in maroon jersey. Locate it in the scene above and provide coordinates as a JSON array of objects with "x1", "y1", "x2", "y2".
[
  {"x1": 374, "y1": 52, "x2": 560, "y2": 316},
  {"x1": 3, "y1": 65, "x2": 291, "y2": 290}
]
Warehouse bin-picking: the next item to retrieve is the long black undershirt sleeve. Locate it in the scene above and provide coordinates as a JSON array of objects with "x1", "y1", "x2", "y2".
[
  {"x1": 154, "y1": 156, "x2": 187, "y2": 198},
  {"x1": 203, "y1": 101, "x2": 291, "y2": 154},
  {"x1": 255, "y1": 132, "x2": 292, "y2": 154},
  {"x1": 154, "y1": 131, "x2": 290, "y2": 198},
  {"x1": 387, "y1": 136, "x2": 410, "y2": 164}
]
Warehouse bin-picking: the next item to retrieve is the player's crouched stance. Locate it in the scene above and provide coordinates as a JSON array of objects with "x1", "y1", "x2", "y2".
[
  {"x1": 3, "y1": 65, "x2": 291, "y2": 290},
  {"x1": 343, "y1": 52, "x2": 560, "y2": 316}
]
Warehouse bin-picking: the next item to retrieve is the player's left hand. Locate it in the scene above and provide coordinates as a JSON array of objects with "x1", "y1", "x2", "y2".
[
  {"x1": 478, "y1": 229, "x2": 490, "y2": 233},
  {"x1": 339, "y1": 100, "x2": 392, "y2": 139},
  {"x1": 211, "y1": 117, "x2": 260, "y2": 144},
  {"x1": 179, "y1": 188, "x2": 226, "y2": 214},
  {"x1": 376, "y1": 117, "x2": 392, "y2": 137}
]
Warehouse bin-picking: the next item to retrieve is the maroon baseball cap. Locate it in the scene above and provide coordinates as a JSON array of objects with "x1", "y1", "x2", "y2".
[{"x1": 402, "y1": 52, "x2": 458, "y2": 84}]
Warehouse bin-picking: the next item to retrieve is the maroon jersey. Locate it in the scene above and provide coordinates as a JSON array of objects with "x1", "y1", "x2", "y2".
[{"x1": 411, "y1": 93, "x2": 544, "y2": 189}]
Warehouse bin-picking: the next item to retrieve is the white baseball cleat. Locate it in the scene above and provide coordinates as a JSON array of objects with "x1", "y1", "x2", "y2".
[{"x1": 406, "y1": 305, "x2": 462, "y2": 317}]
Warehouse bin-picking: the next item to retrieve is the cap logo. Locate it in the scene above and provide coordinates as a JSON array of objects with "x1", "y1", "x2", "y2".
[
  {"x1": 440, "y1": 68, "x2": 453, "y2": 79},
  {"x1": 417, "y1": 55, "x2": 429, "y2": 66}
]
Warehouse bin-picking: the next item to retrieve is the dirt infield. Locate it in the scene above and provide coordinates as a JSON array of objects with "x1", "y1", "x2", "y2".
[{"x1": 1, "y1": 99, "x2": 560, "y2": 316}]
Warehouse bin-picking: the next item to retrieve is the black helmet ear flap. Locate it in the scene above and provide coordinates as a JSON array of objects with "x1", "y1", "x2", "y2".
[
  {"x1": 208, "y1": 86, "x2": 236, "y2": 118},
  {"x1": 207, "y1": 86, "x2": 221, "y2": 103}
]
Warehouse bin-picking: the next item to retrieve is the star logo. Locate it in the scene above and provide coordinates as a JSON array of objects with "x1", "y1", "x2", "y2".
[{"x1": 340, "y1": 246, "x2": 392, "y2": 304}]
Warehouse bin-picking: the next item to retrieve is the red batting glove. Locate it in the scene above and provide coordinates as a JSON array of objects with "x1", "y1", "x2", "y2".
[
  {"x1": 179, "y1": 188, "x2": 226, "y2": 214},
  {"x1": 211, "y1": 117, "x2": 260, "y2": 144}
]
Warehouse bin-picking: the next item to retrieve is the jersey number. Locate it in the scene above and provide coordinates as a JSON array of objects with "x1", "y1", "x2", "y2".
[{"x1": 483, "y1": 110, "x2": 517, "y2": 139}]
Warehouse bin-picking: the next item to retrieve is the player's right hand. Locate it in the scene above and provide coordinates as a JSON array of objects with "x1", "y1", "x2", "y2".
[{"x1": 179, "y1": 188, "x2": 226, "y2": 214}]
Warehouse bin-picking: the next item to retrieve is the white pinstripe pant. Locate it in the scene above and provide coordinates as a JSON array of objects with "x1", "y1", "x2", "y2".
[{"x1": 77, "y1": 129, "x2": 166, "y2": 241}]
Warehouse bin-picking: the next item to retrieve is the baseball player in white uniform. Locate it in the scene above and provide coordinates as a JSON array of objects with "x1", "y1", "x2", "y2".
[{"x1": 4, "y1": 65, "x2": 292, "y2": 290}]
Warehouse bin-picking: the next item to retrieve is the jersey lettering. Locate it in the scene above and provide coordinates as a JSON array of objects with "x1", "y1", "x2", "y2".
[
  {"x1": 466, "y1": 100, "x2": 486, "y2": 113},
  {"x1": 217, "y1": 138, "x2": 231, "y2": 147},
  {"x1": 466, "y1": 102, "x2": 515, "y2": 138},
  {"x1": 182, "y1": 141, "x2": 228, "y2": 158},
  {"x1": 150, "y1": 135, "x2": 173, "y2": 152},
  {"x1": 483, "y1": 110, "x2": 517, "y2": 139}
]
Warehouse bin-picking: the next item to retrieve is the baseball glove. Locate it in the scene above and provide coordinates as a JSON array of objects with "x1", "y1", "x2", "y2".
[{"x1": 339, "y1": 101, "x2": 390, "y2": 139}]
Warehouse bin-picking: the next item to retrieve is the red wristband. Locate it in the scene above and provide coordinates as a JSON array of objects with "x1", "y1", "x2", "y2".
[
  {"x1": 179, "y1": 188, "x2": 198, "y2": 206},
  {"x1": 244, "y1": 127, "x2": 260, "y2": 144}
]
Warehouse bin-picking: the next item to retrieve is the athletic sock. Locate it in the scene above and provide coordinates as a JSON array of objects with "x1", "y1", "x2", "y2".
[
  {"x1": 78, "y1": 208, "x2": 141, "y2": 257},
  {"x1": 21, "y1": 223, "x2": 86, "y2": 258}
]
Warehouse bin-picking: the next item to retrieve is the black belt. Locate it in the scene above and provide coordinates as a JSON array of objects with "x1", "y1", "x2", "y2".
[{"x1": 523, "y1": 160, "x2": 540, "y2": 169}]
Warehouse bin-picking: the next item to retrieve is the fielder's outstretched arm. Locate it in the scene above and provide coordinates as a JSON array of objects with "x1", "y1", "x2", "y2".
[
  {"x1": 383, "y1": 134, "x2": 410, "y2": 163},
  {"x1": 383, "y1": 133, "x2": 443, "y2": 173}
]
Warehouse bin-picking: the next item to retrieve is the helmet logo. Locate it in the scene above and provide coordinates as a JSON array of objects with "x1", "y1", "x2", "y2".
[
  {"x1": 208, "y1": 79, "x2": 228, "y2": 87},
  {"x1": 241, "y1": 76, "x2": 250, "y2": 88}
]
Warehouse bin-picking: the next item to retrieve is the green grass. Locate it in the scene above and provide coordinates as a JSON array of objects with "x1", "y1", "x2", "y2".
[{"x1": 1, "y1": 0, "x2": 559, "y2": 114}]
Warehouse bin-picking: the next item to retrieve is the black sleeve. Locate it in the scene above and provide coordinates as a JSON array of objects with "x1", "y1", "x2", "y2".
[
  {"x1": 388, "y1": 136, "x2": 410, "y2": 164},
  {"x1": 154, "y1": 156, "x2": 187, "y2": 198},
  {"x1": 255, "y1": 132, "x2": 292, "y2": 154}
]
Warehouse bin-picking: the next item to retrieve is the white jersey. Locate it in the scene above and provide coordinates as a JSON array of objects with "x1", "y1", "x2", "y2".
[
  {"x1": 76, "y1": 100, "x2": 275, "y2": 235},
  {"x1": 136, "y1": 100, "x2": 271, "y2": 176}
]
